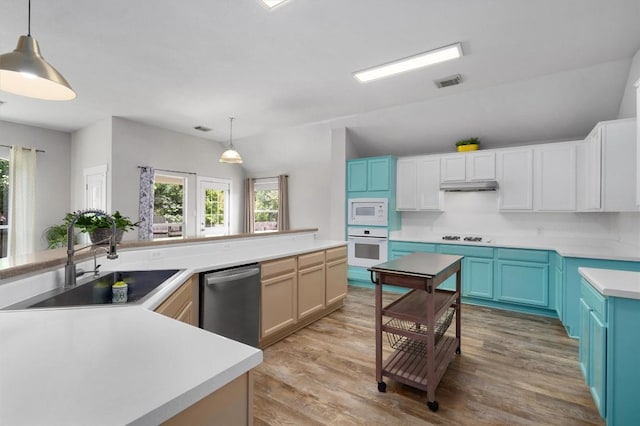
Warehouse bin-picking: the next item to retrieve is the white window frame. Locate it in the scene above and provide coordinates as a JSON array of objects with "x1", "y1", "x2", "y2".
[{"x1": 153, "y1": 172, "x2": 187, "y2": 239}]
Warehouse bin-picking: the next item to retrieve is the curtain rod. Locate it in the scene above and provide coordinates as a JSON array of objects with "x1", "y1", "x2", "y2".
[
  {"x1": 137, "y1": 166, "x2": 196, "y2": 175},
  {"x1": 0, "y1": 144, "x2": 45, "y2": 153}
]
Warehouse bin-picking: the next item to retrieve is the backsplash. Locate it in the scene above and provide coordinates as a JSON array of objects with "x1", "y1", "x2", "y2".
[{"x1": 400, "y1": 192, "x2": 618, "y2": 240}]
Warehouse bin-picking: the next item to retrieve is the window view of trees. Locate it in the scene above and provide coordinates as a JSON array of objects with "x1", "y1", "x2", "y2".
[
  {"x1": 204, "y1": 189, "x2": 225, "y2": 228},
  {"x1": 254, "y1": 188, "x2": 278, "y2": 232},
  {"x1": 154, "y1": 182, "x2": 184, "y2": 223},
  {"x1": 153, "y1": 175, "x2": 185, "y2": 239}
]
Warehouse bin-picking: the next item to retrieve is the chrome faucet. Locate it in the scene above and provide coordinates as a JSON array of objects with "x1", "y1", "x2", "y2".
[{"x1": 65, "y1": 209, "x2": 119, "y2": 288}]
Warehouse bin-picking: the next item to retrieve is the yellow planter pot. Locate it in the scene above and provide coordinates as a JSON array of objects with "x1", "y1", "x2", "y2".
[{"x1": 457, "y1": 144, "x2": 479, "y2": 152}]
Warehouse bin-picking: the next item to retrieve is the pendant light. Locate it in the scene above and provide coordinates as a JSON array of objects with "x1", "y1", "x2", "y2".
[
  {"x1": 219, "y1": 117, "x2": 243, "y2": 164},
  {"x1": 0, "y1": 0, "x2": 76, "y2": 100}
]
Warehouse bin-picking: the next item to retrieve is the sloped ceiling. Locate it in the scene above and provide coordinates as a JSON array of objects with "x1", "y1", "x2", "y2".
[{"x1": 0, "y1": 0, "x2": 639, "y2": 157}]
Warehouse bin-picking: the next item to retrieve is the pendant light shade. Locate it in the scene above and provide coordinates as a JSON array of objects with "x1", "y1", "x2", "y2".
[
  {"x1": 219, "y1": 117, "x2": 243, "y2": 164},
  {"x1": 0, "y1": 1, "x2": 76, "y2": 100}
]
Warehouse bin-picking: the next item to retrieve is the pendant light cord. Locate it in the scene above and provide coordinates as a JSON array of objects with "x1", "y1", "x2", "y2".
[
  {"x1": 229, "y1": 117, "x2": 235, "y2": 148},
  {"x1": 27, "y1": 0, "x2": 31, "y2": 36}
]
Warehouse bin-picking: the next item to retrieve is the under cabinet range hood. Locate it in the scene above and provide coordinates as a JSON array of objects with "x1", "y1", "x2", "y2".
[{"x1": 439, "y1": 180, "x2": 498, "y2": 192}]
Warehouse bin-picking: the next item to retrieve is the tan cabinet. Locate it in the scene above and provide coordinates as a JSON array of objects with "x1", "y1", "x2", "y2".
[
  {"x1": 259, "y1": 245, "x2": 347, "y2": 348},
  {"x1": 325, "y1": 246, "x2": 348, "y2": 305},
  {"x1": 155, "y1": 275, "x2": 198, "y2": 327},
  {"x1": 297, "y1": 251, "x2": 326, "y2": 320},
  {"x1": 260, "y1": 257, "x2": 297, "y2": 340}
]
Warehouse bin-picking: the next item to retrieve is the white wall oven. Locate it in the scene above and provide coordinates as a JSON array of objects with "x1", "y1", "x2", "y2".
[
  {"x1": 347, "y1": 227, "x2": 388, "y2": 268},
  {"x1": 348, "y1": 198, "x2": 388, "y2": 227}
]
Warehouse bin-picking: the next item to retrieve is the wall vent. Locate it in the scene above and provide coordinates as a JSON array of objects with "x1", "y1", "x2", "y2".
[
  {"x1": 193, "y1": 125, "x2": 212, "y2": 132},
  {"x1": 435, "y1": 74, "x2": 462, "y2": 88}
]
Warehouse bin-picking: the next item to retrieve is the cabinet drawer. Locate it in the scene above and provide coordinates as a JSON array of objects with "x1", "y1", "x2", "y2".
[
  {"x1": 298, "y1": 251, "x2": 325, "y2": 269},
  {"x1": 497, "y1": 248, "x2": 548, "y2": 263},
  {"x1": 325, "y1": 246, "x2": 347, "y2": 262},
  {"x1": 438, "y1": 244, "x2": 494, "y2": 258},
  {"x1": 155, "y1": 278, "x2": 193, "y2": 320},
  {"x1": 262, "y1": 257, "x2": 296, "y2": 280},
  {"x1": 581, "y1": 278, "x2": 607, "y2": 321},
  {"x1": 390, "y1": 241, "x2": 437, "y2": 253}
]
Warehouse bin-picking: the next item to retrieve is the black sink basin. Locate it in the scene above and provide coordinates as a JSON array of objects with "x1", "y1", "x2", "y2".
[{"x1": 7, "y1": 269, "x2": 181, "y2": 309}]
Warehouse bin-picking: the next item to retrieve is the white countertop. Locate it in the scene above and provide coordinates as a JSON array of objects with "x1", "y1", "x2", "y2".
[
  {"x1": 0, "y1": 307, "x2": 262, "y2": 426},
  {"x1": 0, "y1": 232, "x2": 346, "y2": 425},
  {"x1": 390, "y1": 230, "x2": 640, "y2": 262},
  {"x1": 579, "y1": 267, "x2": 640, "y2": 300}
]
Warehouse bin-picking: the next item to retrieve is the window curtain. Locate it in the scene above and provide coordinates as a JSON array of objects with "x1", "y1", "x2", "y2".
[
  {"x1": 244, "y1": 178, "x2": 255, "y2": 233},
  {"x1": 8, "y1": 146, "x2": 36, "y2": 257},
  {"x1": 277, "y1": 174, "x2": 290, "y2": 231},
  {"x1": 138, "y1": 166, "x2": 155, "y2": 240}
]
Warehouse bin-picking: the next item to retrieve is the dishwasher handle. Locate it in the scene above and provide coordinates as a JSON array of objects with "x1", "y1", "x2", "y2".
[{"x1": 205, "y1": 267, "x2": 261, "y2": 285}]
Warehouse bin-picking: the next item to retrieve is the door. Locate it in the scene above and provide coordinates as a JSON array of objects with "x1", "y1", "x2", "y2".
[
  {"x1": 396, "y1": 158, "x2": 417, "y2": 210},
  {"x1": 497, "y1": 148, "x2": 533, "y2": 210},
  {"x1": 83, "y1": 165, "x2": 107, "y2": 211},
  {"x1": 197, "y1": 177, "x2": 230, "y2": 237}
]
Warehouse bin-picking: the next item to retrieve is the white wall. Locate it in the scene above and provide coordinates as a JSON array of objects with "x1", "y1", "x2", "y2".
[
  {"x1": 237, "y1": 123, "x2": 340, "y2": 239},
  {"x1": 617, "y1": 48, "x2": 640, "y2": 119},
  {"x1": 70, "y1": 118, "x2": 113, "y2": 211},
  {"x1": 0, "y1": 120, "x2": 71, "y2": 251},
  {"x1": 400, "y1": 192, "x2": 617, "y2": 241},
  {"x1": 110, "y1": 118, "x2": 245, "y2": 240}
]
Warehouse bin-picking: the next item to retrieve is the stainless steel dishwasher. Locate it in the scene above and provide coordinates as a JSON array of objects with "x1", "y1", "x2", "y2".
[{"x1": 200, "y1": 263, "x2": 261, "y2": 347}]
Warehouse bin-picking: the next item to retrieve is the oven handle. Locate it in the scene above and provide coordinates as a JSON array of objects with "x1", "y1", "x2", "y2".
[{"x1": 347, "y1": 237, "x2": 389, "y2": 243}]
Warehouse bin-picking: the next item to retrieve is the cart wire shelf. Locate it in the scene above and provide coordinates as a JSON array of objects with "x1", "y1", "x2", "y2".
[{"x1": 384, "y1": 307, "x2": 455, "y2": 357}]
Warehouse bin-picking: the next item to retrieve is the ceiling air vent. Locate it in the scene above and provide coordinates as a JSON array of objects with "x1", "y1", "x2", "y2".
[
  {"x1": 435, "y1": 74, "x2": 462, "y2": 88},
  {"x1": 193, "y1": 125, "x2": 212, "y2": 132}
]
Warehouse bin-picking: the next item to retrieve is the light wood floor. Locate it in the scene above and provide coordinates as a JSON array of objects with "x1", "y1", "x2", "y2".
[{"x1": 253, "y1": 286, "x2": 604, "y2": 425}]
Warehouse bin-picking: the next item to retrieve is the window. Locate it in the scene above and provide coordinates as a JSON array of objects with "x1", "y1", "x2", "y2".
[
  {"x1": 197, "y1": 177, "x2": 230, "y2": 237},
  {"x1": 254, "y1": 178, "x2": 278, "y2": 232},
  {"x1": 0, "y1": 157, "x2": 8, "y2": 258},
  {"x1": 153, "y1": 174, "x2": 185, "y2": 239}
]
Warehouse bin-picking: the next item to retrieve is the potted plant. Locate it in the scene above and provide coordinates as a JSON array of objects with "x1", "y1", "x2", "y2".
[
  {"x1": 455, "y1": 137, "x2": 480, "y2": 152},
  {"x1": 43, "y1": 224, "x2": 71, "y2": 249},
  {"x1": 64, "y1": 210, "x2": 139, "y2": 244}
]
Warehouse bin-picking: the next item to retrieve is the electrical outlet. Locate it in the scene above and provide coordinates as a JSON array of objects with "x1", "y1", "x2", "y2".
[{"x1": 150, "y1": 251, "x2": 163, "y2": 260}]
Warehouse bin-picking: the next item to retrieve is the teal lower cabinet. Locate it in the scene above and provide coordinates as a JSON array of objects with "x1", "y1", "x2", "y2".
[
  {"x1": 552, "y1": 252, "x2": 565, "y2": 322},
  {"x1": 494, "y1": 248, "x2": 552, "y2": 312},
  {"x1": 437, "y1": 244, "x2": 494, "y2": 295},
  {"x1": 579, "y1": 278, "x2": 640, "y2": 425},
  {"x1": 563, "y1": 258, "x2": 640, "y2": 338},
  {"x1": 389, "y1": 241, "x2": 436, "y2": 261}
]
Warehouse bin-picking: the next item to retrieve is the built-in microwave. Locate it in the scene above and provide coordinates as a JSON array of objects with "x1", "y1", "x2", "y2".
[{"x1": 348, "y1": 198, "x2": 388, "y2": 227}]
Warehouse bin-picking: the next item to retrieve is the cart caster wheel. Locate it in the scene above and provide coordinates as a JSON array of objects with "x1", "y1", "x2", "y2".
[
  {"x1": 427, "y1": 400, "x2": 439, "y2": 412},
  {"x1": 377, "y1": 381, "x2": 386, "y2": 393},
  {"x1": 455, "y1": 347, "x2": 461, "y2": 354}
]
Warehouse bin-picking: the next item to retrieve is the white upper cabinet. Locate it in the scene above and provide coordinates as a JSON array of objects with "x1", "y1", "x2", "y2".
[
  {"x1": 497, "y1": 148, "x2": 533, "y2": 210},
  {"x1": 417, "y1": 156, "x2": 443, "y2": 210},
  {"x1": 578, "y1": 118, "x2": 637, "y2": 212},
  {"x1": 396, "y1": 156, "x2": 443, "y2": 211},
  {"x1": 440, "y1": 151, "x2": 495, "y2": 182},
  {"x1": 396, "y1": 158, "x2": 418, "y2": 210},
  {"x1": 636, "y1": 80, "x2": 640, "y2": 206},
  {"x1": 534, "y1": 141, "x2": 577, "y2": 211},
  {"x1": 440, "y1": 155, "x2": 466, "y2": 182}
]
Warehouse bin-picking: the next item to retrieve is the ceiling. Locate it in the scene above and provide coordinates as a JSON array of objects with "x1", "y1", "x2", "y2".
[{"x1": 1, "y1": 0, "x2": 639, "y2": 157}]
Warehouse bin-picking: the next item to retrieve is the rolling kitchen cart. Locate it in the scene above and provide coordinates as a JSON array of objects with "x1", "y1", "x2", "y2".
[{"x1": 369, "y1": 252, "x2": 462, "y2": 412}]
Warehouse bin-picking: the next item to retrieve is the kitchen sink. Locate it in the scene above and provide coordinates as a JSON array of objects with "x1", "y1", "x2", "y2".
[{"x1": 5, "y1": 269, "x2": 181, "y2": 310}]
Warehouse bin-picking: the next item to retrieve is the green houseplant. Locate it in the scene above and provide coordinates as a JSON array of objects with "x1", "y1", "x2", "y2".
[
  {"x1": 63, "y1": 210, "x2": 139, "y2": 244},
  {"x1": 455, "y1": 137, "x2": 480, "y2": 152}
]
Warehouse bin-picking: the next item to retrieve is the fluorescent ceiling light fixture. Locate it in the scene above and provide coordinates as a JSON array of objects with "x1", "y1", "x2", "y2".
[
  {"x1": 353, "y1": 43, "x2": 463, "y2": 83},
  {"x1": 261, "y1": 0, "x2": 289, "y2": 9}
]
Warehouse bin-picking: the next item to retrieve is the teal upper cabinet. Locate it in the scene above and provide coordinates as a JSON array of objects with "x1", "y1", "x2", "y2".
[
  {"x1": 347, "y1": 159, "x2": 368, "y2": 192},
  {"x1": 347, "y1": 156, "x2": 393, "y2": 193}
]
